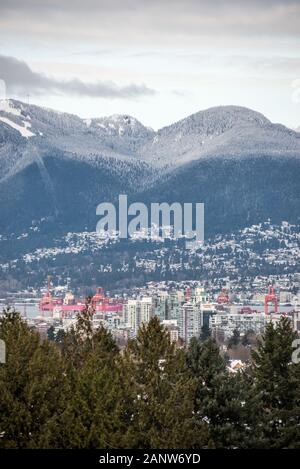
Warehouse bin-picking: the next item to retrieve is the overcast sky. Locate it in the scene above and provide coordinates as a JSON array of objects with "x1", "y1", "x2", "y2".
[{"x1": 0, "y1": 0, "x2": 300, "y2": 129}]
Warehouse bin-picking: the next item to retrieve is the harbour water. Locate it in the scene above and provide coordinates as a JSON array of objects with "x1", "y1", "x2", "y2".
[
  {"x1": 0, "y1": 300, "x2": 40, "y2": 318},
  {"x1": 0, "y1": 299, "x2": 295, "y2": 319}
]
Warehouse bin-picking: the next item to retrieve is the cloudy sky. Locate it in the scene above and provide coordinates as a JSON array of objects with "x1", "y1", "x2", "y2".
[{"x1": 0, "y1": 0, "x2": 300, "y2": 129}]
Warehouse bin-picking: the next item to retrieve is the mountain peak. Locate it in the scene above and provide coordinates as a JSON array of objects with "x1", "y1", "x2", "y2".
[
  {"x1": 161, "y1": 105, "x2": 271, "y2": 134},
  {"x1": 139, "y1": 105, "x2": 299, "y2": 166},
  {"x1": 90, "y1": 113, "x2": 153, "y2": 135},
  {"x1": 1, "y1": 99, "x2": 299, "y2": 169},
  {"x1": 85, "y1": 113, "x2": 154, "y2": 151}
]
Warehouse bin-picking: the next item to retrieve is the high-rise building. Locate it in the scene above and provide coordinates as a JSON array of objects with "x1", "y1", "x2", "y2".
[
  {"x1": 124, "y1": 297, "x2": 153, "y2": 335},
  {"x1": 162, "y1": 319, "x2": 180, "y2": 342},
  {"x1": 153, "y1": 291, "x2": 169, "y2": 321},
  {"x1": 201, "y1": 303, "x2": 217, "y2": 329},
  {"x1": 168, "y1": 290, "x2": 185, "y2": 321},
  {"x1": 179, "y1": 302, "x2": 202, "y2": 343},
  {"x1": 210, "y1": 312, "x2": 265, "y2": 338}
]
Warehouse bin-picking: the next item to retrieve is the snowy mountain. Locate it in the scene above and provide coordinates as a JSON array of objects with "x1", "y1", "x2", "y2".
[
  {"x1": 0, "y1": 99, "x2": 153, "y2": 183},
  {"x1": 140, "y1": 106, "x2": 300, "y2": 166},
  {"x1": 0, "y1": 99, "x2": 299, "y2": 268},
  {"x1": 0, "y1": 99, "x2": 154, "y2": 151},
  {"x1": 0, "y1": 99, "x2": 157, "y2": 236},
  {"x1": 1, "y1": 100, "x2": 300, "y2": 177},
  {"x1": 86, "y1": 114, "x2": 154, "y2": 153}
]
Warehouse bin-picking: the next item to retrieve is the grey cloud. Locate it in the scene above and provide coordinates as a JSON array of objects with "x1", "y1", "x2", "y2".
[
  {"x1": 0, "y1": 55, "x2": 155, "y2": 99},
  {"x1": 1, "y1": 0, "x2": 300, "y2": 46}
]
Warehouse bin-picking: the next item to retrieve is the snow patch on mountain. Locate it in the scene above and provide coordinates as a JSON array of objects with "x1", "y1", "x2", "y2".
[
  {"x1": 0, "y1": 99, "x2": 36, "y2": 138},
  {"x1": 0, "y1": 99, "x2": 22, "y2": 116},
  {"x1": 0, "y1": 115, "x2": 35, "y2": 138},
  {"x1": 88, "y1": 114, "x2": 155, "y2": 152}
]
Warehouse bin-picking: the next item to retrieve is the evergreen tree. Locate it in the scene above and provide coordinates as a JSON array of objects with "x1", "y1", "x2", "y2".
[
  {"x1": 228, "y1": 328, "x2": 240, "y2": 348},
  {"x1": 123, "y1": 317, "x2": 207, "y2": 448},
  {"x1": 55, "y1": 325, "x2": 129, "y2": 448},
  {"x1": 47, "y1": 325, "x2": 55, "y2": 341},
  {"x1": 186, "y1": 337, "x2": 261, "y2": 448},
  {"x1": 1, "y1": 304, "x2": 300, "y2": 449},
  {"x1": 251, "y1": 316, "x2": 300, "y2": 447},
  {"x1": 62, "y1": 297, "x2": 96, "y2": 369},
  {"x1": 241, "y1": 329, "x2": 254, "y2": 347},
  {"x1": 199, "y1": 324, "x2": 211, "y2": 342},
  {"x1": 55, "y1": 328, "x2": 66, "y2": 346},
  {"x1": 0, "y1": 309, "x2": 69, "y2": 448}
]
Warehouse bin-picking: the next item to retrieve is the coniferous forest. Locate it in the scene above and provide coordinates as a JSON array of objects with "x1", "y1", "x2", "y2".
[{"x1": 0, "y1": 307, "x2": 300, "y2": 449}]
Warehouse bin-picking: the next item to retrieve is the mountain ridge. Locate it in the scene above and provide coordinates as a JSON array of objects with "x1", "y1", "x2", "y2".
[
  {"x1": 0, "y1": 98, "x2": 299, "y2": 244},
  {"x1": 1, "y1": 99, "x2": 300, "y2": 173}
]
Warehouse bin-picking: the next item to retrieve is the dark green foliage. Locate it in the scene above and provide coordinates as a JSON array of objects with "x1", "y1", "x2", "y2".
[
  {"x1": 185, "y1": 337, "x2": 255, "y2": 448},
  {"x1": 251, "y1": 317, "x2": 300, "y2": 448},
  {"x1": 199, "y1": 324, "x2": 211, "y2": 342},
  {"x1": 123, "y1": 317, "x2": 208, "y2": 448},
  {"x1": 55, "y1": 328, "x2": 66, "y2": 346},
  {"x1": 47, "y1": 324, "x2": 55, "y2": 341},
  {"x1": 241, "y1": 329, "x2": 254, "y2": 346},
  {"x1": 0, "y1": 309, "x2": 69, "y2": 448},
  {"x1": 55, "y1": 326, "x2": 128, "y2": 449},
  {"x1": 227, "y1": 328, "x2": 240, "y2": 348},
  {"x1": 1, "y1": 309, "x2": 300, "y2": 448}
]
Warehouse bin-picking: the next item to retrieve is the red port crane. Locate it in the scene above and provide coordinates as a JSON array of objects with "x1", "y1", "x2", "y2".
[{"x1": 264, "y1": 286, "x2": 278, "y2": 315}]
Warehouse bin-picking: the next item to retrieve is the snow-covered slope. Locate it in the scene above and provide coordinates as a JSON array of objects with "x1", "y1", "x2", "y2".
[
  {"x1": 87, "y1": 114, "x2": 154, "y2": 153},
  {"x1": 1, "y1": 100, "x2": 300, "y2": 177},
  {"x1": 0, "y1": 99, "x2": 153, "y2": 181},
  {"x1": 0, "y1": 100, "x2": 35, "y2": 138},
  {"x1": 0, "y1": 100, "x2": 152, "y2": 153},
  {"x1": 140, "y1": 106, "x2": 300, "y2": 166},
  {"x1": 0, "y1": 100, "x2": 300, "y2": 279},
  {"x1": 1, "y1": 99, "x2": 300, "y2": 186}
]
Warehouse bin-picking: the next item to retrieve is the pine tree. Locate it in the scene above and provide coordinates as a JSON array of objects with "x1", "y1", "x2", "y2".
[
  {"x1": 62, "y1": 297, "x2": 96, "y2": 369},
  {"x1": 241, "y1": 329, "x2": 253, "y2": 346},
  {"x1": 55, "y1": 325, "x2": 129, "y2": 448},
  {"x1": 251, "y1": 316, "x2": 300, "y2": 448},
  {"x1": 55, "y1": 328, "x2": 65, "y2": 346},
  {"x1": 0, "y1": 309, "x2": 69, "y2": 448},
  {"x1": 186, "y1": 337, "x2": 261, "y2": 448},
  {"x1": 47, "y1": 325, "x2": 55, "y2": 341},
  {"x1": 123, "y1": 317, "x2": 207, "y2": 448},
  {"x1": 199, "y1": 324, "x2": 211, "y2": 342},
  {"x1": 228, "y1": 328, "x2": 240, "y2": 349},
  {"x1": 53, "y1": 302, "x2": 132, "y2": 449}
]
